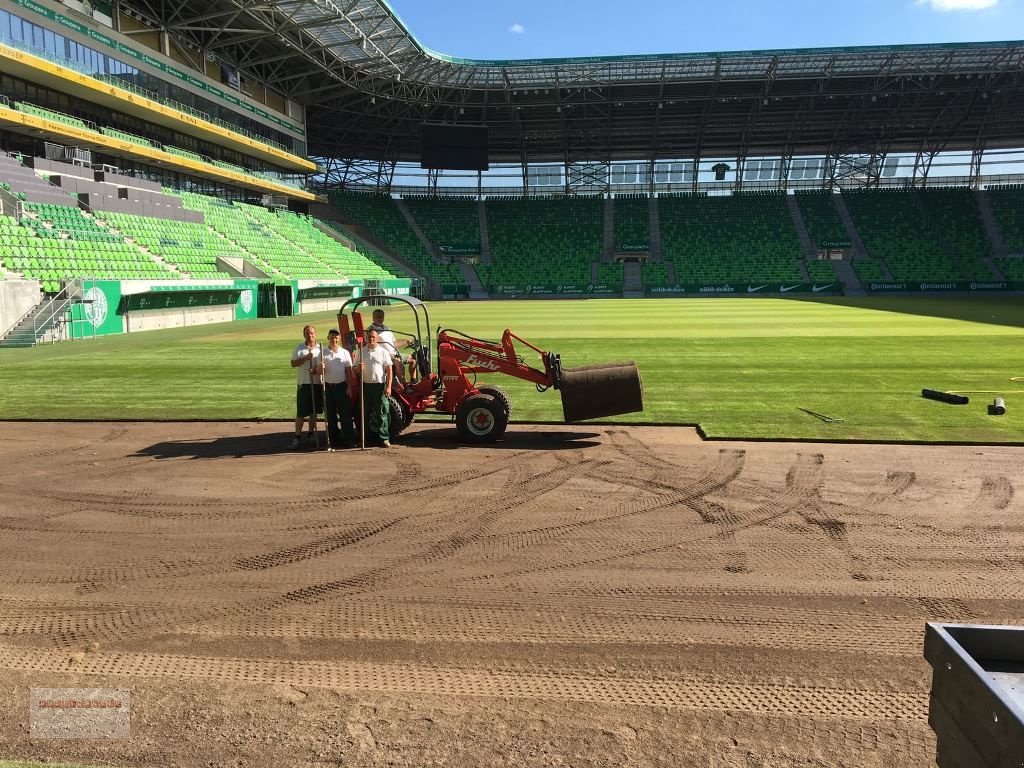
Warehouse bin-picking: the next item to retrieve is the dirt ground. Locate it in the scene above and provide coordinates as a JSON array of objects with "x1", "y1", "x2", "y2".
[{"x1": 0, "y1": 421, "x2": 1021, "y2": 767}]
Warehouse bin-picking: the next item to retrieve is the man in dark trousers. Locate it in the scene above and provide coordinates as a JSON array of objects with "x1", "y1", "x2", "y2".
[
  {"x1": 289, "y1": 324, "x2": 323, "y2": 449},
  {"x1": 355, "y1": 327, "x2": 394, "y2": 448},
  {"x1": 322, "y1": 329, "x2": 356, "y2": 450}
]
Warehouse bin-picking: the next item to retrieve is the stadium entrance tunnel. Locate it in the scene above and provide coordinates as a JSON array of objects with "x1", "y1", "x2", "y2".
[{"x1": 559, "y1": 361, "x2": 644, "y2": 423}]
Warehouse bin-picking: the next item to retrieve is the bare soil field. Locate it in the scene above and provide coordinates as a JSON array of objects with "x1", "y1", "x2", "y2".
[{"x1": 0, "y1": 421, "x2": 1022, "y2": 767}]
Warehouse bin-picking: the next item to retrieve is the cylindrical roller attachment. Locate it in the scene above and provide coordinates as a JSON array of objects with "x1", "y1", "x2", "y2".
[
  {"x1": 992, "y1": 397, "x2": 1006, "y2": 416},
  {"x1": 559, "y1": 361, "x2": 644, "y2": 422},
  {"x1": 922, "y1": 389, "x2": 969, "y2": 405}
]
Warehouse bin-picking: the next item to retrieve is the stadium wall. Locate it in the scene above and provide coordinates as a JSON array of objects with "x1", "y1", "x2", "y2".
[
  {"x1": 124, "y1": 305, "x2": 233, "y2": 332},
  {"x1": 0, "y1": 278, "x2": 41, "y2": 333}
]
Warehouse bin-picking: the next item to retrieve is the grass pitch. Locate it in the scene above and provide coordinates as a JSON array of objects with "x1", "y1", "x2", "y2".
[{"x1": 1, "y1": 296, "x2": 1022, "y2": 442}]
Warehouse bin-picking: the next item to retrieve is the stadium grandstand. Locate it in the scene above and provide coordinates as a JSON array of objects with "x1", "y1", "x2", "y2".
[{"x1": 0, "y1": 0, "x2": 1023, "y2": 345}]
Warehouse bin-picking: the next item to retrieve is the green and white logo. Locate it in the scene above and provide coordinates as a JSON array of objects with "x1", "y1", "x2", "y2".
[
  {"x1": 84, "y1": 286, "x2": 108, "y2": 328},
  {"x1": 240, "y1": 289, "x2": 254, "y2": 313}
]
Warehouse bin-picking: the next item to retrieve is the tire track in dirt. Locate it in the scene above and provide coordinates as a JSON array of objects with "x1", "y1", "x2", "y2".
[
  {"x1": 20, "y1": 457, "x2": 591, "y2": 647},
  {"x1": 0, "y1": 647, "x2": 928, "y2": 722},
  {"x1": 966, "y1": 476, "x2": 1015, "y2": 517},
  {"x1": 195, "y1": 594, "x2": 924, "y2": 656},
  {"x1": 283, "y1": 456, "x2": 600, "y2": 604},
  {"x1": 459, "y1": 449, "x2": 748, "y2": 567},
  {"x1": 454, "y1": 451, "x2": 821, "y2": 588},
  {"x1": 231, "y1": 521, "x2": 399, "y2": 572},
  {"x1": 24, "y1": 454, "x2": 529, "y2": 518}
]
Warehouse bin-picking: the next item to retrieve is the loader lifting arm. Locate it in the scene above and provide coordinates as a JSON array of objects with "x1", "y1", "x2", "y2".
[{"x1": 438, "y1": 328, "x2": 561, "y2": 396}]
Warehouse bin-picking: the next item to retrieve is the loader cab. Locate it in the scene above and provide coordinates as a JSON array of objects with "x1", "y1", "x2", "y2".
[{"x1": 337, "y1": 294, "x2": 433, "y2": 379}]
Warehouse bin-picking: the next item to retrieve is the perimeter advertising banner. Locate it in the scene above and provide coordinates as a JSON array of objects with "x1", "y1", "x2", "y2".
[
  {"x1": 645, "y1": 282, "x2": 844, "y2": 296},
  {"x1": 866, "y1": 281, "x2": 1024, "y2": 293},
  {"x1": 491, "y1": 284, "x2": 620, "y2": 296}
]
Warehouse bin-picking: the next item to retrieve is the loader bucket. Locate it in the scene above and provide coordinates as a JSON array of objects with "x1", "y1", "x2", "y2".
[{"x1": 559, "y1": 361, "x2": 644, "y2": 422}]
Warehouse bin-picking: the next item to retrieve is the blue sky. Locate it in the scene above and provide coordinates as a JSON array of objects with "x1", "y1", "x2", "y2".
[{"x1": 387, "y1": 0, "x2": 1021, "y2": 60}]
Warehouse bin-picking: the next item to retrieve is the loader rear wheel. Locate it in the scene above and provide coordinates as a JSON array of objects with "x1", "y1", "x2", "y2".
[
  {"x1": 387, "y1": 396, "x2": 406, "y2": 440},
  {"x1": 477, "y1": 385, "x2": 512, "y2": 420},
  {"x1": 455, "y1": 393, "x2": 508, "y2": 443}
]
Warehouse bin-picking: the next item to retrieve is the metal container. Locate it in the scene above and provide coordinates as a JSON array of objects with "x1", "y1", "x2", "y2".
[
  {"x1": 559, "y1": 361, "x2": 644, "y2": 422},
  {"x1": 924, "y1": 622, "x2": 1024, "y2": 767}
]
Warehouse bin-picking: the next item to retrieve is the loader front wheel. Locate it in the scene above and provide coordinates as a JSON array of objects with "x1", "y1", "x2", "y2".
[{"x1": 455, "y1": 393, "x2": 508, "y2": 443}]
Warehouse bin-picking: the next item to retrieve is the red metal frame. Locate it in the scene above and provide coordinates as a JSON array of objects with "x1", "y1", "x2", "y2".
[{"x1": 338, "y1": 302, "x2": 557, "y2": 419}]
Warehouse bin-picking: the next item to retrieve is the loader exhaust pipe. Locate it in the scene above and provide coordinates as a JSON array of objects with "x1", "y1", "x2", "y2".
[{"x1": 558, "y1": 361, "x2": 644, "y2": 423}]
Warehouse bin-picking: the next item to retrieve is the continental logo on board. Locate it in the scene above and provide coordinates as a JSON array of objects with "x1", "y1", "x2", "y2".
[
  {"x1": 869, "y1": 283, "x2": 908, "y2": 291},
  {"x1": 919, "y1": 282, "x2": 957, "y2": 290},
  {"x1": 970, "y1": 282, "x2": 1008, "y2": 290}
]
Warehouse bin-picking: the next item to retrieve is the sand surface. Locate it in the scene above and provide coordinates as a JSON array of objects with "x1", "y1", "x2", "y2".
[{"x1": 1, "y1": 421, "x2": 1022, "y2": 767}]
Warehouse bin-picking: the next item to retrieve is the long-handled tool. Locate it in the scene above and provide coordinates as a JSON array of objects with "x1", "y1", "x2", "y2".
[
  {"x1": 320, "y1": 342, "x2": 333, "y2": 452},
  {"x1": 359, "y1": 338, "x2": 367, "y2": 451},
  {"x1": 308, "y1": 346, "x2": 320, "y2": 449}
]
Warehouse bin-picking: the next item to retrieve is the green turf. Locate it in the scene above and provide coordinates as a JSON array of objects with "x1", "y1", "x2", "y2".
[{"x1": 1, "y1": 296, "x2": 1023, "y2": 442}]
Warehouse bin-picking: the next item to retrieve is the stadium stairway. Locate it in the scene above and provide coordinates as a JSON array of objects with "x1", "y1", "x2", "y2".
[
  {"x1": 394, "y1": 199, "x2": 441, "y2": 260},
  {"x1": 975, "y1": 189, "x2": 1009, "y2": 258},
  {"x1": 319, "y1": 220, "x2": 423, "y2": 283},
  {"x1": 833, "y1": 193, "x2": 870, "y2": 258},
  {"x1": 623, "y1": 262, "x2": 643, "y2": 297},
  {"x1": 0, "y1": 289, "x2": 73, "y2": 347},
  {"x1": 831, "y1": 258, "x2": 865, "y2": 295},
  {"x1": 648, "y1": 196, "x2": 663, "y2": 262},
  {"x1": 457, "y1": 263, "x2": 488, "y2": 298},
  {"x1": 477, "y1": 201, "x2": 492, "y2": 264},
  {"x1": 603, "y1": 198, "x2": 614, "y2": 260},
  {"x1": 785, "y1": 194, "x2": 818, "y2": 259}
]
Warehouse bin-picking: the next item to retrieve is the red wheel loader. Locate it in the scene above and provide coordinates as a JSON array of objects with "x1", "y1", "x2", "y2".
[{"x1": 338, "y1": 295, "x2": 643, "y2": 443}]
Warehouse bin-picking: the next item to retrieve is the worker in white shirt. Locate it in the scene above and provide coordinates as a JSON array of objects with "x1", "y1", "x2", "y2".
[
  {"x1": 368, "y1": 308, "x2": 411, "y2": 383},
  {"x1": 289, "y1": 324, "x2": 323, "y2": 449},
  {"x1": 355, "y1": 327, "x2": 394, "y2": 447},
  {"x1": 322, "y1": 329, "x2": 356, "y2": 449}
]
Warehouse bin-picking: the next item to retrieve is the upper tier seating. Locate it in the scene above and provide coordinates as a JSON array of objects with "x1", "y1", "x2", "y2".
[
  {"x1": 96, "y1": 210, "x2": 240, "y2": 277},
  {"x1": 613, "y1": 195, "x2": 650, "y2": 251},
  {"x1": 987, "y1": 186, "x2": 1024, "y2": 254},
  {"x1": 841, "y1": 189, "x2": 994, "y2": 282},
  {"x1": 402, "y1": 196, "x2": 481, "y2": 254},
  {"x1": 659, "y1": 191, "x2": 804, "y2": 283},
  {"x1": 794, "y1": 191, "x2": 848, "y2": 249},
  {"x1": 242, "y1": 206, "x2": 395, "y2": 280},
  {"x1": 481, "y1": 196, "x2": 603, "y2": 288},
  {"x1": 915, "y1": 188, "x2": 994, "y2": 280},
  {"x1": 179, "y1": 193, "x2": 339, "y2": 280},
  {"x1": 329, "y1": 192, "x2": 460, "y2": 284}
]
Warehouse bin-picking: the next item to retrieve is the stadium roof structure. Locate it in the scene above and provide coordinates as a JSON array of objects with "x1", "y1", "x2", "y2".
[{"x1": 140, "y1": 0, "x2": 1024, "y2": 167}]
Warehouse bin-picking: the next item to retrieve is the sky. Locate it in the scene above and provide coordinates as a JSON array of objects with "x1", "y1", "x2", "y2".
[{"x1": 386, "y1": 0, "x2": 1022, "y2": 60}]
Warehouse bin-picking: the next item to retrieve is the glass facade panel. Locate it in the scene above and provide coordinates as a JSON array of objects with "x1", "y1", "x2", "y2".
[{"x1": 0, "y1": 8, "x2": 303, "y2": 155}]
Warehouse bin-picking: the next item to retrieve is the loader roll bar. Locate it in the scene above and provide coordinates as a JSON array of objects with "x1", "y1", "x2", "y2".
[{"x1": 337, "y1": 294, "x2": 432, "y2": 375}]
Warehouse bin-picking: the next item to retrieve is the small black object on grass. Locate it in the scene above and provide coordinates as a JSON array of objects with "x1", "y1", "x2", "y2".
[{"x1": 921, "y1": 389, "x2": 969, "y2": 405}]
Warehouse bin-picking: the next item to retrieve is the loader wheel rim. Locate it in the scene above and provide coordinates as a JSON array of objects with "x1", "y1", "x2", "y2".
[{"x1": 466, "y1": 407, "x2": 495, "y2": 436}]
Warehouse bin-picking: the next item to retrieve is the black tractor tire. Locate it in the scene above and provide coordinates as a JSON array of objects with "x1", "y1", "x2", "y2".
[
  {"x1": 477, "y1": 385, "x2": 512, "y2": 420},
  {"x1": 353, "y1": 394, "x2": 407, "y2": 443},
  {"x1": 455, "y1": 393, "x2": 508, "y2": 443},
  {"x1": 387, "y1": 395, "x2": 406, "y2": 441}
]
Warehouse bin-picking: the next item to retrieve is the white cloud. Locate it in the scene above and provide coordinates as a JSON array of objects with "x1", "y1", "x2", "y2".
[
  {"x1": 916, "y1": 0, "x2": 998, "y2": 11},
  {"x1": 508, "y1": 23, "x2": 525, "y2": 34}
]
